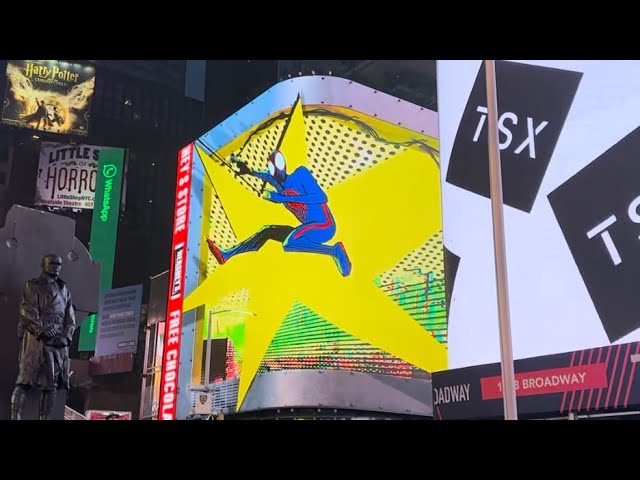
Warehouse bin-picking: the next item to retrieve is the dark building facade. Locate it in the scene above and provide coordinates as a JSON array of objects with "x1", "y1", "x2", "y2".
[
  {"x1": 0, "y1": 59, "x2": 204, "y2": 289},
  {"x1": 276, "y1": 60, "x2": 437, "y2": 110},
  {"x1": 0, "y1": 59, "x2": 205, "y2": 418},
  {"x1": 203, "y1": 60, "x2": 437, "y2": 129},
  {"x1": 204, "y1": 60, "x2": 278, "y2": 127}
]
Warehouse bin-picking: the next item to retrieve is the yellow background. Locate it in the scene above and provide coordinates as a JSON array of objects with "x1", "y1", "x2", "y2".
[{"x1": 184, "y1": 97, "x2": 447, "y2": 407}]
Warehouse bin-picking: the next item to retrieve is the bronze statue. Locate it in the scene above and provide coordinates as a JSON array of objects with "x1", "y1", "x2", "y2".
[{"x1": 10, "y1": 254, "x2": 76, "y2": 420}]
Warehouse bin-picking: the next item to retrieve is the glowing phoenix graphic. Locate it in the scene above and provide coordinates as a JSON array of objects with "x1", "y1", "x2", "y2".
[{"x1": 5, "y1": 63, "x2": 95, "y2": 135}]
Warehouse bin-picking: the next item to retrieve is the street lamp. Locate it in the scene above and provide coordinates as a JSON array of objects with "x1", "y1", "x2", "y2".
[{"x1": 204, "y1": 309, "x2": 256, "y2": 385}]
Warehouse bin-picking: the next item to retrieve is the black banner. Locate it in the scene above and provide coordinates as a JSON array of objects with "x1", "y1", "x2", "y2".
[
  {"x1": 2, "y1": 60, "x2": 96, "y2": 136},
  {"x1": 549, "y1": 126, "x2": 640, "y2": 343},
  {"x1": 445, "y1": 60, "x2": 582, "y2": 213},
  {"x1": 433, "y1": 341, "x2": 640, "y2": 419}
]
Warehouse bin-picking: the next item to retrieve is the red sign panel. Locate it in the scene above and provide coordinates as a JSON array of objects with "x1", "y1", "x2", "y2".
[
  {"x1": 159, "y1": 143, "x2": 194, "y2": 420},
  {"x1": 480, "y1": 363, "x2": 608, "y2": 400}
]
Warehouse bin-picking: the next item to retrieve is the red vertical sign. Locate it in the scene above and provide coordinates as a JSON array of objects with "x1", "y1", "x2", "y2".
[{"x1": 159, "y1": 143, "x2": 194, "y2": 420}]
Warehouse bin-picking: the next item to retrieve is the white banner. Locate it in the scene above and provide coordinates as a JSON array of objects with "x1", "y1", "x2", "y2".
[
  {"x1": 439, "y1": 60, "x2": 640, "y2": 369},
  {"x1": 35, "y1": 142, "x2": 109, "y2": 209}
]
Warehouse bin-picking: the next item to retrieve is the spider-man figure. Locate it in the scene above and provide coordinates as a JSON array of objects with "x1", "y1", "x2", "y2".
[{"x1": 207, "y1": 150, "x2": 352, "y2": 277}]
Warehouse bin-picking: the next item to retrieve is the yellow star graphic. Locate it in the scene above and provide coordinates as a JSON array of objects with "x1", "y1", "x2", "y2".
[{"x1": 184, "y1": 96, "x2": 447, "y2": 408}]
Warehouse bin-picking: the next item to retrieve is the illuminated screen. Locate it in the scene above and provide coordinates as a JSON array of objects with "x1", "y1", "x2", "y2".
[
  {"x1": 181, "y1": 76, "x2": 447, "y2": 407},
  {"x1": 440, "y1": 60, "x2": 640, "y2": 370},
  {"x1": 2, "y1": 60, "x2": 96, "y2": 136}
]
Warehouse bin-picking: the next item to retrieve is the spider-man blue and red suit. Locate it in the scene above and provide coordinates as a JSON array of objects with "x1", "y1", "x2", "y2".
[{"x1": 206, "y1": 150, "x2": 352, "y2": 277}]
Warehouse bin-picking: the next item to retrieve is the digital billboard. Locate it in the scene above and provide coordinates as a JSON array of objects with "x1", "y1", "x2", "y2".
[
  {"x1": 433, "y1": 341, "x2": 640, "y2": 420},
  {"x1": 439, "y1": 60, "x2": 640, "y2": 370},
  {"x1": 36, "y1": 142, "x2": 113, "y2": 210},
  {"x1": 2, "y1": 60, "x2": 96, "y2": 136},
  {"x1": 78, "y1": 148, "x2": 125, "y2": 351},
  {"x1": 160, "y1": 75, "x2": 446, "y2": 418}
]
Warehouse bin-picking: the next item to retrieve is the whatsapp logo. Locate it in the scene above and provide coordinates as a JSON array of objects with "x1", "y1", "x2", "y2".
[
  {"x1": 103, "y1": 164, "x2": 118, "y2": 179},
  {"x1": 100, "y1": 165, "x2": 118, "y2": 222}
]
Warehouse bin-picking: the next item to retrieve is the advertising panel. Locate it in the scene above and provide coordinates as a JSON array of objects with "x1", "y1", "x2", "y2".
[
  {"x1": 439, "y1": 60, "x2": 640, "y2": 368},
  {"x1": 2, "y1": 60, "x2": 95, "y2": 136},
  {"x1": 432, "y1": 341, "x2": 640, "y2": 419},
  {"x1": 94, "y1": 284, "x2": 143, "y2": 357},
  {"x1": 159, "y1": 144, "x2": 194, "y2": 419},
  {"x1": 35, "y1": 142, "x2": 111, "y2": 210},
  {"x1": 78, "y1": 148, "x2": 125, "y2": 351},
  {"x1": 160, "y1": 75, "x2": 446, "y2": 416}
]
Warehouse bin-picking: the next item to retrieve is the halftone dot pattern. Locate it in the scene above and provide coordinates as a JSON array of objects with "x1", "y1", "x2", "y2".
[
  {"x1": 203, "y1": 106, "x2": 446, "y2": 378},
  {"x1": 377, "y1": 231, "x2": 447, "y2": 344},
  {"x1": 205, "y1": 117, "x2": 285, "y2": 274},
  {"x1": 232, "y1": 120, "x2": 286, "y2": 194},
  {"x1": 380, "y1": 231, "x2": 445, "y2": 284},
  {"x1": 304, "y1": 113, "x2": 404, "y2": 190},
  {"x1": 206, "y1": 110, "x2": 414, "y2": 271},
  {"x1": 206, "y1": 192, "x2": 237, "y2": 276},
  {"x1": 258, "y1": 301, "x2": 427, "y2": 379}
]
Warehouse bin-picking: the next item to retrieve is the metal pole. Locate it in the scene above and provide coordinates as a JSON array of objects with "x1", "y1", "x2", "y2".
[
  {"x1": 204, "y1": 310, "x2": 213, "y2": 386},
  {"x1": 138, "y1": 325, "x2": 152, "y2": 419},
  {"x1": 485, "y1": 60, "x2": 518, "y2": 420}
]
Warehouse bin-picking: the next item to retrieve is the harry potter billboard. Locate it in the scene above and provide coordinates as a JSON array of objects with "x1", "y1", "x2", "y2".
[{"x1": 2, "y1": 60, "x2": 96, "y2": 136}]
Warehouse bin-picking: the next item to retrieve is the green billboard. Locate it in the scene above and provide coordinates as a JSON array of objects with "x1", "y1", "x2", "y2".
[{"x1": 78, "y1": 148, "x2": 125, "y2": 351}]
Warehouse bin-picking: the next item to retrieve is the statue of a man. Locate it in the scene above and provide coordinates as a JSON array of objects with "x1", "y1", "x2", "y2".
[{"x1": 10, "y1": 254, "x2": 76, "y2": 420}]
